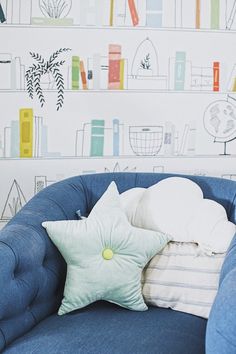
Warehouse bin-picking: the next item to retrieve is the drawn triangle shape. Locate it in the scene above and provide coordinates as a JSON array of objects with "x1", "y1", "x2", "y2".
[{"x1": 1, "y1": 180, "x2": 27, "y2": 220}]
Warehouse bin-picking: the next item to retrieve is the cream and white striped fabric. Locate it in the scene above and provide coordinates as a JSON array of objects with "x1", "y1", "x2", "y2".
[{"x1": 142, "y1": 242, "x2": 225, "y2": 319}]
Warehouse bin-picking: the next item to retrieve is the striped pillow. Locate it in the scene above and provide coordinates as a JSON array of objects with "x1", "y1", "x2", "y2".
[{"x1": 142, "y1": 242, "x2": 225, "y2": 319}]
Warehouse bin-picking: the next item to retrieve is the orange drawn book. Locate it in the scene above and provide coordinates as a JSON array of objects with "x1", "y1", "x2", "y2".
[
  {"x1": 213, "y1": 62, "x2": 220, "y2": 91},
  {"x1": 128, "y1": 0, "x2": 139, "y2": 26},
  {"x1": 80, "y1": 60, "x2": 88, "y2": 90}
]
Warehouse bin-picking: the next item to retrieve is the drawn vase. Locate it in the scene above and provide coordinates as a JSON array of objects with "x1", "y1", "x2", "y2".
[
  {"x1": 137, "y1": 68, "x2": 153, "y2": 77},
  {"x1": 40, "y1": 72, "x2": 55, "y2": 90}
]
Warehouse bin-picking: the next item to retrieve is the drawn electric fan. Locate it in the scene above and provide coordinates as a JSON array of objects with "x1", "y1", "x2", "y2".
[{"x1": 203, "y1": 99, "x2": 236, "y2": 155}]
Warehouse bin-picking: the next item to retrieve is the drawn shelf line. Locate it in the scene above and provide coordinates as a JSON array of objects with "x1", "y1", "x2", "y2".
[
  {"x1": 0, "y1": 24, "x2": 236, "y2": 34},
  {"x1": 1, "y1": 0, "x2": 236, "y2": 31},
  {"x1": 0, "y1": 89, "x2": 234, "y2": 95},
  {"x1": 1, "y1": 155, "x2": 236, "y2": 161}
]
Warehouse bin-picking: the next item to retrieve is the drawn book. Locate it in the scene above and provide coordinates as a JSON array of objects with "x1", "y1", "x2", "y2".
[
  {"x1": 174, "y1": 51, "x2": 186, "y2": 91},
  {"x1": 0, "y1": 3, "x2": 6, "y2": 23},
  {"x1": 213, "y1": 61, "x2": 220, "y2": 91},
  {"x1": 72, "y1": 56, "x2": 80, "y2": 90},
  {"x1": 211, "y1": 0, "x2": 220, "y2": 29},
  {"x1": 128, "y1": 0, "x2": 139, "y2": 26},
  {"x1": 20, "y1": 108, "x2": 33, "y2": 158},
  {"x1": 110, "y1": 0, "x2": 114, "y2": 26},
  {"x1": 195, "y1": 0, "x2": 201, "y2": 29},
  {"x1": 146, "y1": 0, "x2": 163, "y2": 28},
  {"x1": 90, "y1": 120, "x2": 105, "y2": 157},
  {"x1": 80, "y1": 60, "x2": 88, "y2": 90},
  {"x1": 108, "y1": 44, "x2": 121, "y2": 89}
]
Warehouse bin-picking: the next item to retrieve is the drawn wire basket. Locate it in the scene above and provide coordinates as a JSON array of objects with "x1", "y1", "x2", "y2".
[{"x1": 129, "y1": 126, "x2": 163, "y2": 156}]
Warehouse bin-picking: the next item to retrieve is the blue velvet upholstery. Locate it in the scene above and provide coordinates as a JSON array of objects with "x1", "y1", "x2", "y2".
[
  {"x1": 4, "y1": 302, "x2": 206, "y2": 354},
  {"x1": 0, "y1": 172, "x2": 236, "y2": 353},
  {"x1": 206, "y1": 235, "x2": 236, "y2": 353}
]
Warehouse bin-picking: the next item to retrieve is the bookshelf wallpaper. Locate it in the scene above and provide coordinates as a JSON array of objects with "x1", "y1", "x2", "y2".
[{"x1": 0, "y1": 0, "x2": 236, "y2": 228}]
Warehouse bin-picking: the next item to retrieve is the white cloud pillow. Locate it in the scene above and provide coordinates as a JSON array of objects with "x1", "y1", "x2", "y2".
[
  {"x1": 120, "y1": 187, "x2": 145, "y2": 225},
  {"x1": 120, "y1": 177, "x2": 235, "y2": 253}
]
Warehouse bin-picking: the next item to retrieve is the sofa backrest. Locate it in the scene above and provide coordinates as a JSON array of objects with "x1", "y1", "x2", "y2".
[
  {"x1": 0, "y1": 172, "x2": 236, "y2": 350},
  {"x1": 79, "y1": 173, "x2": 236, "y2": 223}
]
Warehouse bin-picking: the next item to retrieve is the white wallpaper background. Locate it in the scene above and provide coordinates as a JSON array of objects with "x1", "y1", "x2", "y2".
[{"x1": 0, "y1": 0, "x2": 236, "y2": 228}]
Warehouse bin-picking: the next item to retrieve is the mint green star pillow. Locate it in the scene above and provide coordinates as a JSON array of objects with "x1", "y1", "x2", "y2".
[{"x1": 42, "y1": 182, "x2": 170, "y2": 315}]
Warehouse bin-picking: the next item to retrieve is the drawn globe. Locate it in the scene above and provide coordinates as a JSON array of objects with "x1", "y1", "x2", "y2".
[
  {"x1": 39, "y1": 0, "x2": 72, "y2": 19},
  {"x1": 203, "y1": 100, "x2": 236, "y2": 142}
]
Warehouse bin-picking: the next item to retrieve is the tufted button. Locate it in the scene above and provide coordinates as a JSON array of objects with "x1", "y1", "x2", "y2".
[{"x1": 102, "y1": 248, "x2": 114, "y2": 260}]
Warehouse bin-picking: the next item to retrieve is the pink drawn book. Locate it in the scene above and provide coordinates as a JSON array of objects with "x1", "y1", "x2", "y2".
[{"x1": 108, "y1": 44, "x2": 121, "y2": 90}]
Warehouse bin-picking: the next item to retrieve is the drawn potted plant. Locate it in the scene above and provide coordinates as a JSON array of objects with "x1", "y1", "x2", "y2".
[
  {"x1": 39, "y1": 0, "x2": 72, "y2": 19},
  {"x1": 131, "y1": 38, "x2": 158, "y2": 78},
  {"x1": 25, "y1": 47, "x2": 71, "y2": 111},
  {"x1": 141, "y1": 53, "x2": 151, "y2": 70},
  {"x1": 139, "y1": 53, "x2": 153, "y2": 76}
]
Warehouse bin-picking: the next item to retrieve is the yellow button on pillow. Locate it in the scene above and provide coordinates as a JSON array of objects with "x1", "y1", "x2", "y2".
[{"x1": 103, "y1": 248, "x2": 114, "y2": 260}]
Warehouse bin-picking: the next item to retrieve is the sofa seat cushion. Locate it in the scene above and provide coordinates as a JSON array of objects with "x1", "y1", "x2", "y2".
[{"x1": 4, "y1": 302, "x2": 206, "y2": 354}]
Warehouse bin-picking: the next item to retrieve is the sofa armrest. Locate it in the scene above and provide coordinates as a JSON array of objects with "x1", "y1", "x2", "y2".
[
  {"x1": 0, "y1": 176, "x2": 88, "y2": 351},
  {"x1": 206, "y1": 233, "x2": 236, "y2": 353},
  {"x1": 0, "y1": 223, "x2": 64, "y2": 350}
]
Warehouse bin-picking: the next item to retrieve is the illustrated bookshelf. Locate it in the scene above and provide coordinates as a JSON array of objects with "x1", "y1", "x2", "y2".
[{"x1": 0, "y1": 0, "x2": 236, "y2": 228}]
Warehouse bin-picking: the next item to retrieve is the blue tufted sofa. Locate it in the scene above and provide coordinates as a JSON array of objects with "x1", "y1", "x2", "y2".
[{"x1": 1, "y1": 172, "x2": 236, "y2": 354}]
